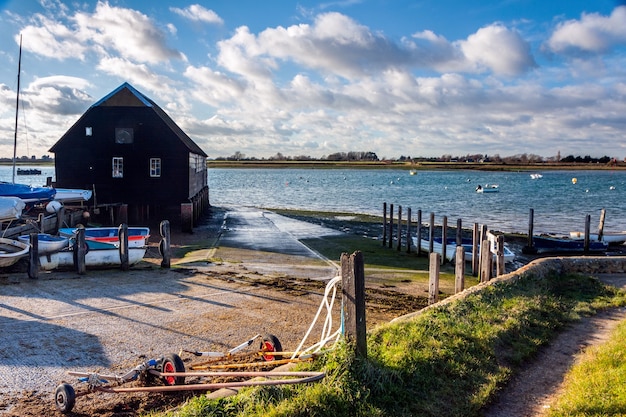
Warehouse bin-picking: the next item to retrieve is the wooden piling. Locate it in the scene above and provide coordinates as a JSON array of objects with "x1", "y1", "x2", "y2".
[
  {"x1": 181, "y1": 203, "x2": 193, "y2": 233},
  {"x1": 74, "y1": 226, "x2": 86, "y2": 274},
  {"x1": 396, "y1": 205, "x2": 402, "y2": 251},
  {"x1": 456, "y1": 218, "x2": 462, "y2": 246},
  {"x1": 428, "y1": 212, "x2": 435, "y2": 254},
  {"x1": 428, "y1": 252, "x2": 440, "y2": 305},
  {"x1": 441, "y1": 216, "x2": 448, "y2": 264},
  {"x1": 584, "y1": 214, "x2": 591, "y2": 252},
  {"x1": 416, "y1": 209, "x2": 422, "y2": 255},
  {"x1": 160, "y1": 220, "x2": 171, "y2": 268},
  {"x1": 472, "y1": 223, "x2": 479, "y2": 276},
  {"x1": 496, "y1": 234, "x2": 505, "y2": 277},
  {"x1": 388, "y1": 204, "x2": 394, "y2": 249},
  {"x1": 455, "y1": 246, "x2": 465, "y2": 293},
  {"x1": 597, "y1": 208, "x2": 606, "y2": 241},
  {"x1": 479, "y1": 239, "x2": 491, "y2": 283},
  {"x1": 522, "y1": 208, "x2": 537, "y2": 254},
  {"x1": 28, "y1": 233, "x2": 39, "y2": 279},
  {"x1": 119, "y1": 223, "x2": 129, "y2": 271},
  {"x1": 341, "y1": 251, "x2": 367, "y2": 358},
  {"x1": 382, "y1": 202, "x2": 387, "y2": 246},
  {"x1": 406, "y1": 208, "x2": 412, "y2": 253}
]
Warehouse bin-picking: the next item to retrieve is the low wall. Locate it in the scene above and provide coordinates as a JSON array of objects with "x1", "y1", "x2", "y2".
[{"x1": 392, "y1": 256, "x2": 626, "y2": 323}]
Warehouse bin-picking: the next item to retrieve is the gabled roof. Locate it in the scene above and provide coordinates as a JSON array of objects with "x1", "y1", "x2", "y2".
[{"x1": 50, "y1": 82, "x2": 207, "y2": 157}]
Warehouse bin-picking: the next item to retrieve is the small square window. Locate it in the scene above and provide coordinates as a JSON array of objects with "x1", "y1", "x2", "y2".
[
  {"x1": 85, "y1": 127, "x2": 92, "y2": 136},
  {"x1": 115, "y1": 128, "x2": 134, "y2": 144}
]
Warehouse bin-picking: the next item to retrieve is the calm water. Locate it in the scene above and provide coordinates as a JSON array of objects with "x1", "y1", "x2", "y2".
[
  {"x1": 207, "y1": 168, "x2": 626, "y2": 235},
  {"x1": 3, "y1": 165, "x2": 625, "y2": 235}
]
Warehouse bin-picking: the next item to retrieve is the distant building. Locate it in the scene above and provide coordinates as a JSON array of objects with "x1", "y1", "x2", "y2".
[{"x1": 49, "y1": 82, "x2": 209, "y2": 229}]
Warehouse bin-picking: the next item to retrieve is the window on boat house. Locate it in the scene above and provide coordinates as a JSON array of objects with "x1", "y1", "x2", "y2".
[
  {"x1": 150, "y1": 158, "x2": 161, "y2": 177},
  {"x1": 112, "y1": 157, "x2": 123, "y2": 178}
]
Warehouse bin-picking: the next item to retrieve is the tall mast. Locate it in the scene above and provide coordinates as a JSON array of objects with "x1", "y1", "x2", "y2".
[{"x1": 12, "y1": 34, "x2": 22, "y2": 184}]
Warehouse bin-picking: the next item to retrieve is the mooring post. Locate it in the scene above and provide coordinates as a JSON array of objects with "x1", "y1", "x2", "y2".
[
  {"x1": 522, "y1": 208, "x2": 537, "y2": 254},
  {"x1": 479, "y1": 239, "x2": 491, "y2": 282},
  {"x1": 406, "y1": 207, "x2": 412, "y2": 253},
  {"x1": 428, "y1": 212, "x2": 435, "y2": 254},
  {"x1": 55, "y1": 206, "x2": 65, "y2": 234},
  {"x1": 160, "y1": 220, "x2": 171, "y2": 268},
  {"x1": 472, "y1": 223, "x2": 479, "y2": 276},
  {"x1": 496, "y1": 235, "x2": 505, "y2": 276},
  {"x1": 416, "y1": 209, "x2": 422, "y2": 255},
  {"x1": 388, "y1": 204, "x2": 394, "y2": 249},
  {"x1": 584, "y1": 214, "x2": 591, "y2": 252},
  {"x1": 455, "y1": 246, "x2": 465, "y2": 293},
  {"x1": 428, "y1": 252, "x2": 440, "y2": 305},
  {"x1": 382, "y1": 202, "x2": 387, "y2": 247},
  {"x1": 341, "y1": 251, "x2": 367, "y2": 358},
  {"x1": 597, "y1": 208, "x2": 606, "y2": 242},
  {"x1": 441, "y1": 216, "x2": 448, "y2": 264},
  {"x1": 397, "y1": 205, "x2": 402, "y2": 251},
  {"x1": 119, "y1": 223, "x2": 129, "y2": 271},
  {"x1": 75, "y1": 226, "x2": 86, "y2": 275},
  {"x1": 456, "y1": 218, "x2": 462, "y2": 246},
  {"x1": 28, "y1": 232, "x2": 39, "y2": 279}
]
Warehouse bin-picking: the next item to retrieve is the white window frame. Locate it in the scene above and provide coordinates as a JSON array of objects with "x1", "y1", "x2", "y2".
[
  {"x1": 150, "y1": 158, "x2": 161, "y2": 177},
  {"x1": 112, "y1": 157, "x2": 123, "y2": 178}
]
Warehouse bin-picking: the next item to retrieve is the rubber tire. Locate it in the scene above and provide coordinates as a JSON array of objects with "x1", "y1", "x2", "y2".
[
  {"x1": 260, "y1": 334, "x2": 283, "y2": 361},
  {"x1": 54, "y1": 383, "x2": 76, "y2": 414},
  {"x1": 160, "y1": 353, "x2": 185, "y2": 386}
]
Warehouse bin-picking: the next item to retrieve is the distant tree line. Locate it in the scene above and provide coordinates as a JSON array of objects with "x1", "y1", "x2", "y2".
[{"x1": 216, "y1": 151, "x2": 621, "y2": 164}]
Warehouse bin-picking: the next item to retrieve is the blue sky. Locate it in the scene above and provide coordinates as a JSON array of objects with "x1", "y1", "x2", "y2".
[{"x1": 1, "y1": 0, "x2": 625, "y2": 160}]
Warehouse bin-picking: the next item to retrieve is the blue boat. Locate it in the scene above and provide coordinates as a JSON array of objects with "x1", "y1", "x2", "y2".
[
  {"x1": 532, "y1": 235, "x2": 608, "y2": 253},
  {"x1": 0, "y1": 182, "x2": 55, "y2": 203}
]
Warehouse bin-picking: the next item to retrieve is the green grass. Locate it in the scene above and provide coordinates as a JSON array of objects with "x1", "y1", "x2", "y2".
[
  {"x1": 546, "y1": 319, "x2": 626, "y2": 417},
  {"x1": 148, "y1": 272, "x2": 626, "y2": 417}
]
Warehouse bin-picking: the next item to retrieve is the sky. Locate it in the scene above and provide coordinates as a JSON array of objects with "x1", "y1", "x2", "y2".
[{"x1": 1, "y1": 0, "x2": 626, "y2": 161}]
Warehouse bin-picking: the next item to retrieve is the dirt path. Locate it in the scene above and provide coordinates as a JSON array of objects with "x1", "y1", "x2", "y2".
[{"x1": 482, "y1": 274, "x2": 626, "y2": 417}]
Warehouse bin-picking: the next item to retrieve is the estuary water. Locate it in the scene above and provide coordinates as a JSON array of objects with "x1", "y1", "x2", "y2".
[
  {"x1": 3, "y1": 165, "x2": 625, "y2": 236},
  {"x1": 207, "y1": 167, "x2": 626, "y2": 236}
]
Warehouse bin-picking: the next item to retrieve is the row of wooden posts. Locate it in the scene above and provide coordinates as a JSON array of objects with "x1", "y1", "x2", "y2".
[
  {"x1": 381, "y1": 202, "x2": 508, "y2": 279},
  {"x1": 26, "y1": 220, "x2": 173, "y2": 279}
]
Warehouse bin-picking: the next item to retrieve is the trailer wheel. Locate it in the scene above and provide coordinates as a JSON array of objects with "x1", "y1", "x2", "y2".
[
  {"x1": 161, "y1": 353, "x2": 185, "y2": 386},
  {"x1": 54, "y1": 383, "x2": 76, "y2": 414},
  {"x1": 260, "y1": 334, "x2": 282, "y2": 361}
]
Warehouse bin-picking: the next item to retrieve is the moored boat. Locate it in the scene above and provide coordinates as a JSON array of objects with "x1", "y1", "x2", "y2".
[
  {"x1": 0, "y1": 238, "x2": 30, "y2": 267},
  {"x1": 568, "y1": 231, "x2": 626, "y2": 245},
  {"x1": 53, "y1": 188, "x2": 93, "y2": 203},
  {"x1": 532, "y1": 235, "x2": 608, "y2": 253},
  {"x1": 59, "y1": 226, "x2": 150, "y2": 248},
  {"x1": 0, "y1": 196, "x2": 26, "y2": 221},
  {"x1": 0, "y1": 182, "x2": 55, "y2": 203},
  {"x1": 39, "y1": 245, "x2": 147, "y2": 270},
  {"x1": 18, "y1": 233, "x2": 69, "y2": 255},
  {"x1": 414, "y1": 234, "x2": 515, "y2": 263},
  {"x1": 476, "y1": 184, "x2": 499, "y2": 193}
]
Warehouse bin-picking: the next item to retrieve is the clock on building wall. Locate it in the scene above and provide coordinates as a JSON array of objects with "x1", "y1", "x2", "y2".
[{"x1": 115, "y1": 128, "x2": 134, "y2": 144}]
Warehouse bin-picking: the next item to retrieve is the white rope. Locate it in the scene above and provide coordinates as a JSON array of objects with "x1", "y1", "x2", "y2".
[{"x1": 291, "y1": 275, "x2": 343, "y2": 359}]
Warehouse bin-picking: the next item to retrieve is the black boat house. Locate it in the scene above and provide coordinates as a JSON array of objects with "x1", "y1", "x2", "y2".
[{"x1": 49, "y1": 82, "x2": 209, "y2": 231}]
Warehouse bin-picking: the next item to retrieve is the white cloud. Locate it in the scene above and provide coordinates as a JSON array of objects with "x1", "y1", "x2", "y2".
[
  {"x1": 547, "y1": 6, "x2": 626, "y2": 54},
  {"x1": 170, "y1": 4, "x2": 223, "y2": 25}
]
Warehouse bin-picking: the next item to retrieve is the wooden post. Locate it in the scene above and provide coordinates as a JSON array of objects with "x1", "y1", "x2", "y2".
[
  {"x1": 388, "y1": 204, "x2": 394, "y2": 248},
  {"x1": 416, "y1": 209, "x2": 422, "y2": 255},
  {"x1": 597, "y1": 208, "x2": 606, "y2": 241},
  {"x1": 382, "y1": 202, "x2": 387, "y2": 246},
  {"x1": 441, "y1": 216, "x2": 448, "y2": 264},
  {"x1": 472, "y1": 223, "x2": 479, "y2": 276},
  {"x1": 396, "y1": 205, "x2": 402, "y2": 251},
  {"x1": 428, "y1": 212, "x2": 435, "y2": 254},
  {"x1": 160, "y1": 220, "x2": 171, "y2": 268},
  {"x1": 479, "y1": 239, "x2": 491, "y2": 282},
  {"x1": 119, "y1": 223, "x2": 129, "y2": 271},
  {"x1": 74, "y1": 226, "x2": 86, "y2": 274},
  {"x1": 584, "y1": 214, "x2": 591, "y2": 252},
  {"x1": 406, "y1": 207, "x2": 412, "y2": 253},
  {"x1": 55, "y1": 206, "x2": 65, "y2": 234},
  {"x1": 496, "y1": 235, "x2": 505, "y2": 276},
  {"x1": 455, "y1": 246, "x2": 465, "y2": 293},
  {"x1": 28, "y1": 232, "x2": 39, "y2": 279},
  {"x1": 181, "y1": 203, "x2": 193, "y2": 233},
  {"x1": 428, "y1": 252, "x2": 440, "y2": 305},
  {"x1": 341, "y1": 251, "x2": 367, "y2": 358},
  {"x1": 456, "y1": 218, "x2": 462, "y2": 246},
  {"x1": 522, "y1": 208, "x2": 537, "y2": 254}
]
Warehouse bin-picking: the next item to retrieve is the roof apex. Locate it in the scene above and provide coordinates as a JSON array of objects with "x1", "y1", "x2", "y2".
[{"x1": 91, "y1": 82, "x2": 154, "y2": 108}]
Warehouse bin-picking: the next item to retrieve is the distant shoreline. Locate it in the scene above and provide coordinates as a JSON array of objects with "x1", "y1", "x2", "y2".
[{"x1": 207, "y1": 160, "x2": 626, "y2": 171}]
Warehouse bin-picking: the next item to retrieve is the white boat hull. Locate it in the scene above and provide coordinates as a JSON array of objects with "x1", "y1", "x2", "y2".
[
  {"x1": 18, "y1": 234, "x2": 70, "y2": 255},
  {"x1": 413, "y1": 236, "x2": 515, "y2": 263},
  {"x1": 569, "y1": 231, "x2": 626, "y2": 245},
  {"x1": 39, "y1": 247, "x2": 147, "y2": 270},
  {"x1": 0, "y1": 238, "x2": 30, "y2": 267}
]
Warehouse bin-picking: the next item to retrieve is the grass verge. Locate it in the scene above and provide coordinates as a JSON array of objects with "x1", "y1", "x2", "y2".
[
  {"x1": 546, "y1": 318, "x2": 626, "y2": 416},
  {"x1": 148, "y1": 272, "x2": 626, "y2": 417}
]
